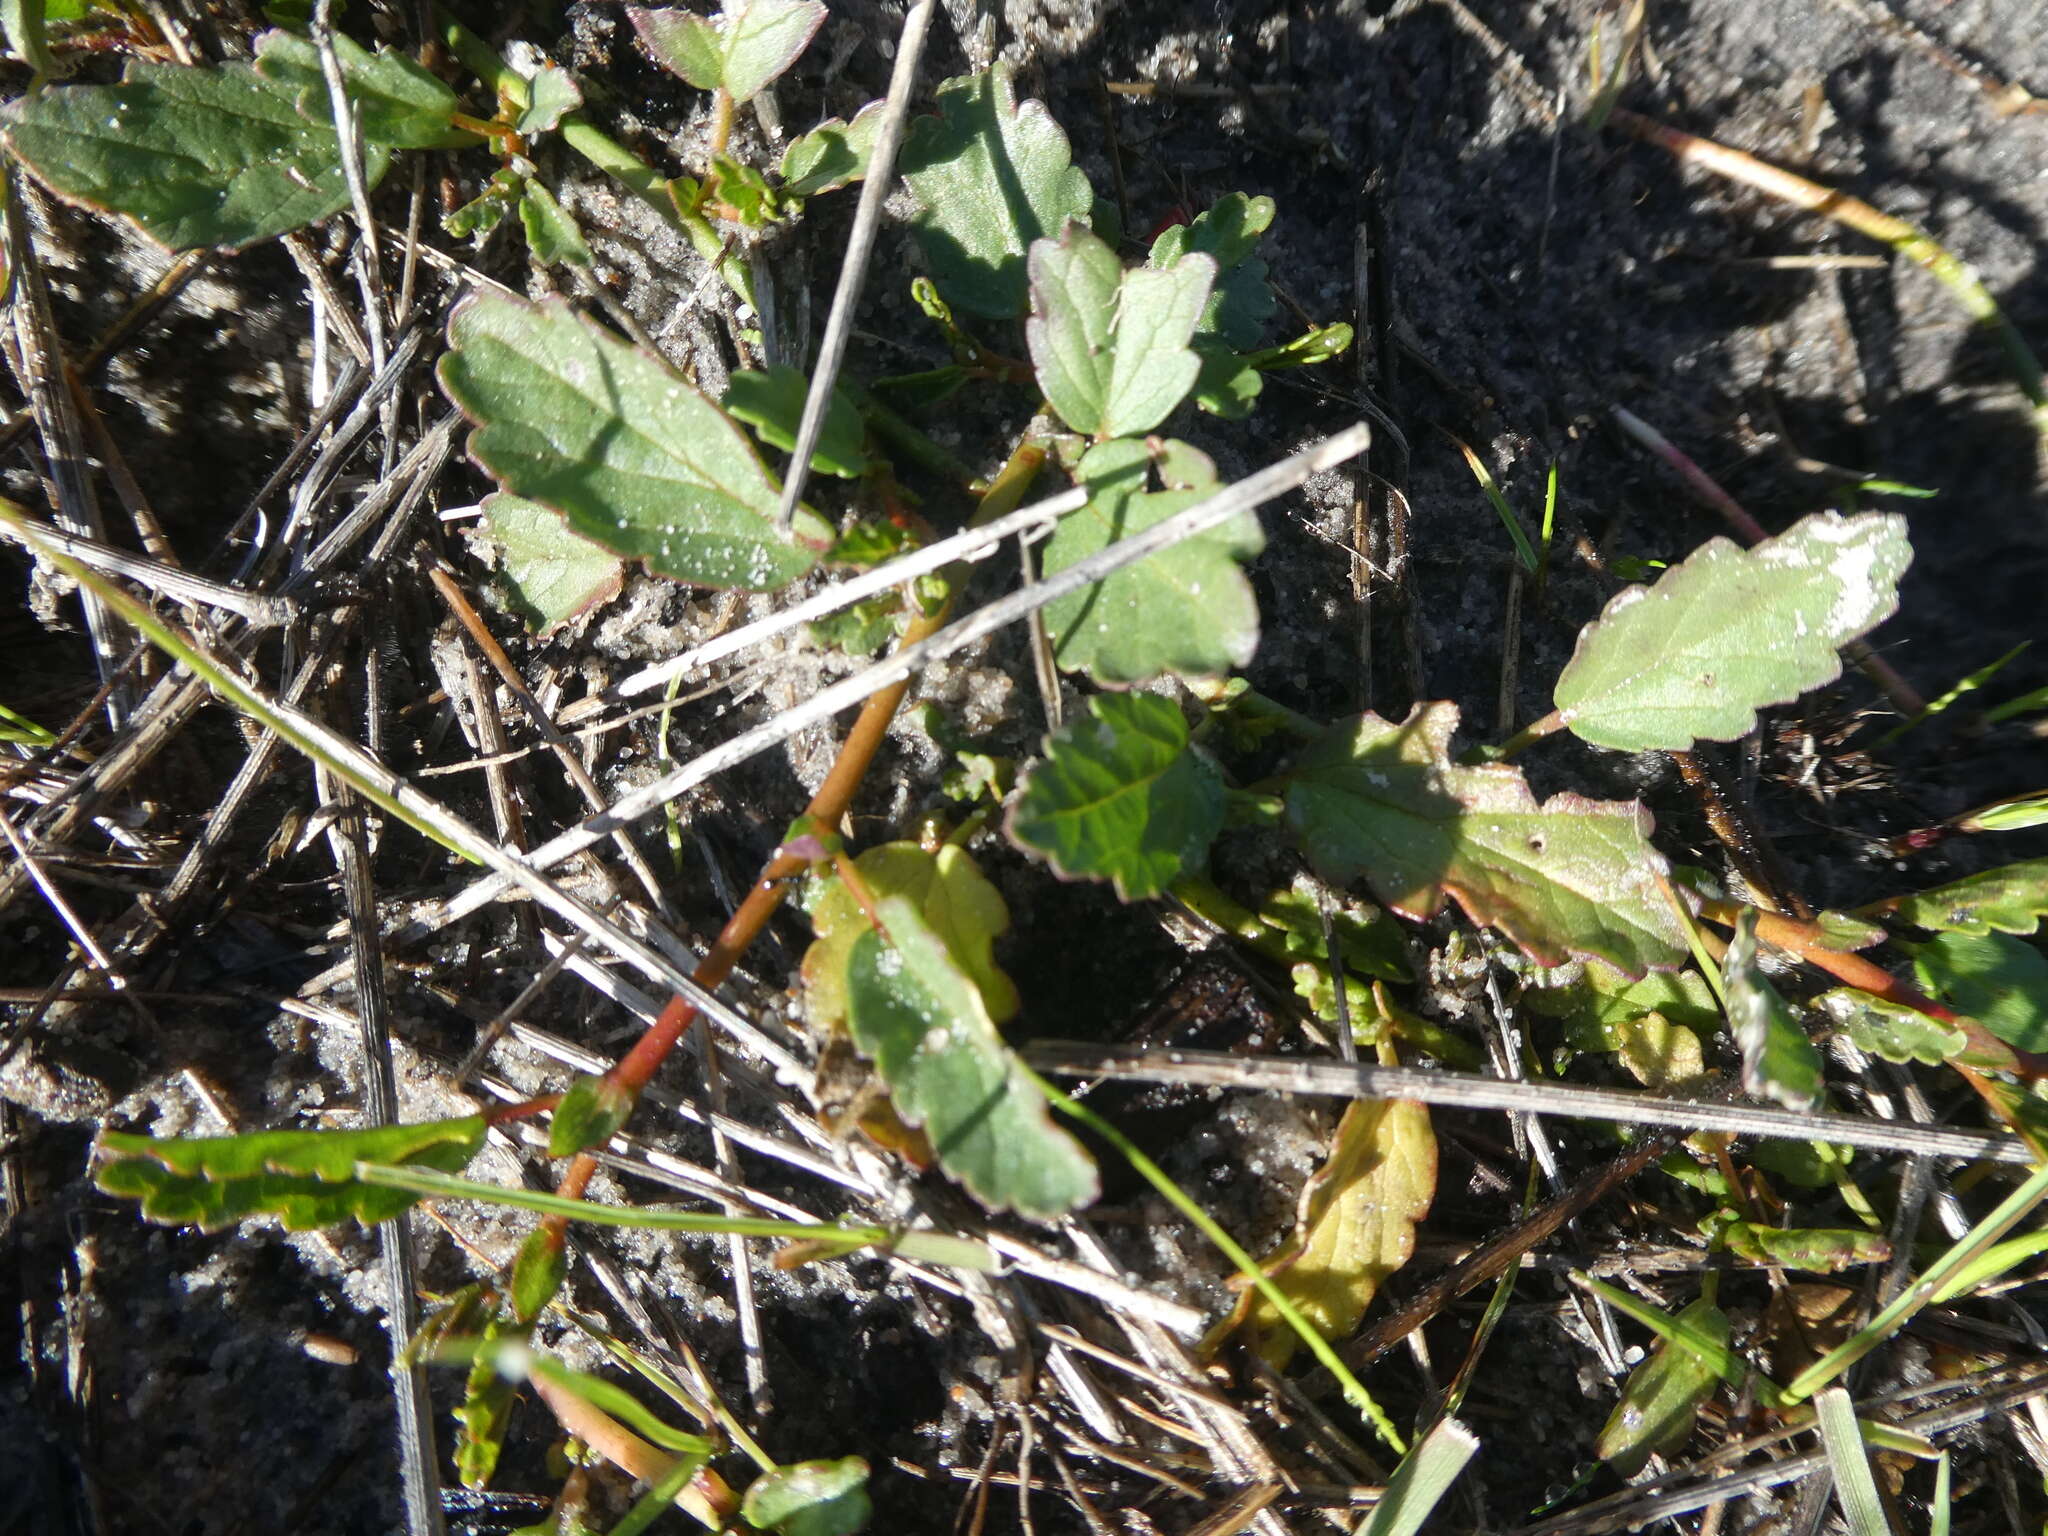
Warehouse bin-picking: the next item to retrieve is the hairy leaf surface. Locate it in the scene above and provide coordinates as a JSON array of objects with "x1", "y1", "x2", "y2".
[
  {"x1": 1007, "y1": 693, "x2": 1222, "y2": 901},
  {"x1": 1555, "y1": 512, "x2": 1911, "y2": 751},
  {"x1": 1723, "y1": 910, "x2": 1824, "y2": 1110},
  {"x1": 440, "y1": 293, "x2": 828, "y2": 590},
  {"x1": 480, "y1": 494, "x2": 623, "y2": 634},
  {"x1": 1864, "y1": 858, "x2": 2048, "y2": 937},
  {"x1": 900, "y1": 65, "x2": 1093, "y2": 318},
  {"x1": 844, "y1": 897, "x2": 1097, "y2": 1218},
  {"x1": 1039, "y1": 437, "x2": 1262, "y2": 685},
  {"x1": 1285, "y1": 703, "x2": 1688, "y2": 974},
  {"x1": 95, "y1": 1116, "x2": 488, "y2": 1231},
  {"x1": 1027, "y1": 222, "x2": 1213, "y2": 438}
]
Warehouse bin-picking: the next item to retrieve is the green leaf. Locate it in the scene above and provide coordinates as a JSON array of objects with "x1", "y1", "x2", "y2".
[
  {"x1": 1862, "y1": 858, "x2": 2048, "y2": 937},
  {"x1": 439, "y1": 292, "x2": 829, "y2": 590},
  {"x1": 1717, "y1": 1221, "x2": 1889, "y2": 1272},
  {"x1": 252, "y1": 28, "x2": 470, "y2": 151},
  {"x1": 628, "y1": 1, "x2": 825, "y2": 104},
  {"x1": 445, "y1": 167, "x2": 522, "y2": 239},
  {"x1": 1039, "y1": 437, "x2": 1263, "y2": 685},
  {"x1": 518, "y1": 179, "x2": 593, "y2": 266},
  {"x1": 1026, "y1": 222, "x2": 1214, "y2": 438},
  {"x1": 1283, "y1": 702, "x2": 1690, "y2": 975},
  {"x1": 456, "y1": 1313, "x2": 521, "y2": 1489},
  {"x1": 723, "y1": 365, "x2": 868, "y2": 477},
  {"x1": 514, "y1": 60, "x2": 583, "y2": 137},
  {"x1": 1815, "y1": 988, "x2": 1969, "y2": 1065},
  {"x1": 1554, "y1": 512, "x2": 1913, "y2": 751},
  {"x1": 549, "y1": 1072, "x2": 634, "y2": 1157},
  {"x1": 802, "y1": 843, "x2": 1019, "y2": 1035},
  {"x1": 1723, "y1": 909, "x2": 1824, "y2": 1111},
  {"x1": 1006, "y1": 692, "x2": 1224, "y2": 901},
  {"x1": 706, "y1": 152, "x2": 787, "y2": 226},
  {"x1": 781, "y1": 101, "x2": 883, "y2": 197},
  {"x1": 94, "y1": 1115, "x2": 488, "y2": 1231},
  {"x1": 900, "y1": 64, "x2": 1095, "y2": 319},
  {"x1": 479, "y1": 494, "x2": 623, "y2": 635},
  {"x1": 1910, "y1": 931, "x2": 2048, "y2": 1052},
  {"x1": 843, "y1": 897, "x2": 1098, "y2": 1218},
  {"x1": 0, "y1": 57, "x2": 383, "y2": 251},
  {"x1": 1596, "y1": 1297, "x2": 1729, "y2": 1476},
  {"x1": 741, "y1": 1457, "x2": 872, "y2": 1536},
  {"x1": 1148, "y1": 192, "x2": 1277, "y2": 351},
  {"x1": 1956, "y1": 790, "x2": 2048, "y2": 834},
  {"x1": 1188, "y1": 339, "x2": 1263, "y2": 418},
  {"x1": 510, "y1": 1228, "x2": 568, "y2": 1324},
  {"x1": 1526, "y1": 960, "x2": 1721, "y2": 1051}
]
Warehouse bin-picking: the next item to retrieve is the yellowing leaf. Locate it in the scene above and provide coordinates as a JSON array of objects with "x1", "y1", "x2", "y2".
[
  {"x1": 1235, "y1": 1043, "x2": 1435, "y2": 1368},
  {"x1": 1615, "y1": 1011, "x2": 1708, "y2": 1090},
  {"x1": 802, "y1": 843, "x2": 1018, "y2": 1033}
]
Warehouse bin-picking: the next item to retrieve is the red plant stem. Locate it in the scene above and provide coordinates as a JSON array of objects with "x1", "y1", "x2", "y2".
[{"x1": 536, "y1": 438, "x2": 1050, "y2": 1233}]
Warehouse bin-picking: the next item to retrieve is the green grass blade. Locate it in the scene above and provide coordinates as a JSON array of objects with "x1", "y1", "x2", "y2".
[
  {"x1": 1357, "y1": 1418, "x2": 1480, "y2": 1536},
  {"x1": 1815, "y1": 1387, "x2": 1897, "y2": 1536}
]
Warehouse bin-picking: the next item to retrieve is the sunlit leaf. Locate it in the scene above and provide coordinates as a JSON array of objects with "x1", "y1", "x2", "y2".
[
  {"x1": 456, "y1": 1314, "x2": 520, "y2": 1489},
  {"x1": 518, "y1": 178, "x2": 591, "y2": 266},
  {"x1": 253, "y1": 28, "x2": 470, "y2": 150},
  {"x1": 1526, "y1": 959, "x2": 1720, "y2": 1052},
  {"x1": 1006, "y1": 692, "x2": 1224, "y2": 901},
  {"x1": 1, "y1": 53, "x2": 380, "y2": 250},
  {"x1": 842, "y1": 896, "x2": 1097, "y2": 1218},
  {"x1": 1955, "y1": 790, "x2": 2048, "y2": 834},
  {"x1": 723, "y1": 365, "x2": 868, "y2": 478},
  {"x1": 1233, "y1": 1043, "x2": 1435, "y2": 1368},
  {"x1": 1614, "y1": 1011, "x2": 1708, "y2": 1089},
  {"x1": 1039, "y1": 437, "x2": 1262, "y2": 685},
  {"x1": 549, "y1": 1072, "x2": 634, "y2": 1158},
  {"x1": 94, "y1": 1116, "x2": 488, "y2": 1231},
  {"x1": 1596, "y1": 1297, "x2": 1728, "y2": 1476},
  {"x1": 1910, "y1": 931, "x2": 2048, "y2": 1052},
  {"x1": 439, "y1": 292, "x2": 830, "y2": 590},
  {"x1": 514, "y1": 59, "x2": 583, "y2": 137},
  {"x1": 1815, "y1": 988, "x2": 1970, "y2": 1066},
  {"x1": 1718, "y1": 1220, "x2": 1889, "y2": 1272},
  {"x1": 900, "y1": 64, "x2": 1094, "y2": 319},
  {"x1": 478, "y1": 494, "x2": 623, "y2": 635},
  {"x1": 1027, "y1": 222, "x2": 1214, "y2": 438},
  {"x1": 1862, "y1": 858, "x2": 2048, "y2": 937},
  {"x1": 781, "y1": 101, "x2": 884, "y2": 197},
  {"x1": 803, "y1": 842, "x2": 1019, "y2": 1034},
  {"x1": 1554, "y1": 512, "x2": 1912, "y2": 751},
  {"x1": 3, "y1": 0, "x2": 64, "y2": 78},
  {"x1": 741, "y1": 1457, "x2": 872, "y2": 1536},
  {"x1": 510, "y1": 1229, "x2": 568, "y2": 1324},
  {"x1": 628, "y1": 1, "x2": 825, "y2": 104},
  {"x1": 1723, "y1": 909, "x2": 1824, "y2": 1111},
  {"x1": 1284, "y1": 702, "x2": 1689, "y2": 974}
]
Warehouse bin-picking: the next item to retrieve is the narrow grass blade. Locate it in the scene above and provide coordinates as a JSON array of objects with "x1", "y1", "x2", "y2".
[
  {"x1": 1815, "y1": 1387, "x2": 1898, "y2": 1536},
  {"x1": 351, "y1": 1162, "x2": 996, "y2": 1268},
  {"x1": 1448, "y1": 431, "x2": 1537, "y2": 572},
  {"x1": 1357, "y1": 1418, "x2": 1480, "y2": 1536}
]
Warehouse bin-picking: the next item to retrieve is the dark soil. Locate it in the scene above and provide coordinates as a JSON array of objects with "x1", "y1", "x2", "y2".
[{"x1": 4, "y1": 2, "x2": 2047, "y2": 1534}]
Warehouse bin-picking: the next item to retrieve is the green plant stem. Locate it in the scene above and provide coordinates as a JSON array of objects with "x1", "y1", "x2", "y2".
[
  {"x1": 1488, "y1": 708, "x2": 1568, "y2": 761},
  {"x1": 1028, "y1": 1068, "x2": 1409, "y2": 1455},
  {"x1": 435, "y1": 6, "x2": 753, "y2": 305}
]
